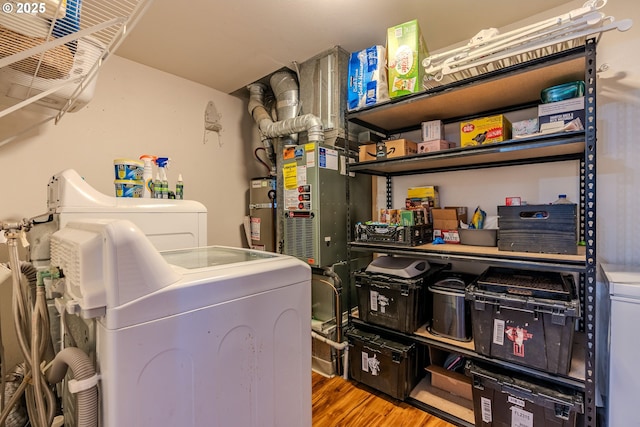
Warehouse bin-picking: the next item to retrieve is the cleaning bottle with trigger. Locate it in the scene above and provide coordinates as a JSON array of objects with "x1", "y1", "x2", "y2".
[
  {"x1": 139, "y1": 154, "x2": 156, "y2": 198},
  {"x1": 176, "y1": 174, "x2": 184, "y2": 200},
  {"x1": 155, "y1": 157, "x2": 170, "y2": 199},
  {"x1": 153, "y1": 172, "x2": 162, "y2": 198}
]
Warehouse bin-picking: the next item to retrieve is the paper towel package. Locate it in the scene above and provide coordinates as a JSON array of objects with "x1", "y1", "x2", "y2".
[
  {"x1": 387, "y1": 19, "x2": 429, "y2": 98},
  {"x1": 347, "y1": 45, "x2": 389, "y2": 111}
]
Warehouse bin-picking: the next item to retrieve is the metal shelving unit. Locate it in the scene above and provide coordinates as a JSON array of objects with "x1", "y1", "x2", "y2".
[{"x1": 346, "y1": 39, "x2": 598, "y2": 427}]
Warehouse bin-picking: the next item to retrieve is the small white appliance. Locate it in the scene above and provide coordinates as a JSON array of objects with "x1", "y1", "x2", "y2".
[
  {"x1": 601, "y1": 263, "x2": 640, "y2": 427},
  {"x1": 51, "y1": 219, "x2": 312, "y2": 427}
]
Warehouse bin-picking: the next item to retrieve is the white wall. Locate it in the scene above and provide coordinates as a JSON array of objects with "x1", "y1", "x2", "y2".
[
  {"x1": 0, "y1": 55, "x2": 264, "y2": 248},
  {"x1": 377, "y1": 0, "x2": 640, "y2": 266}
]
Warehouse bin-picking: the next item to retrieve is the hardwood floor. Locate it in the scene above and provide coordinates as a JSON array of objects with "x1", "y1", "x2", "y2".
[{"x1": 312, "y1": 372, "x2": 455, "y2": 427}]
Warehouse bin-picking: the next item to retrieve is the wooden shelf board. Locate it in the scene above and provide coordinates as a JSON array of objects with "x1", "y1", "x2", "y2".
[
  {"x1": 350, "y1": 241, "x2": 586, "y2": 271},
  {"x1": 348, "y1": 53, "x2": 585, "y2": 134},
  {"x1": 352, "y1": 135, "x2": 584, "y2": 175}
]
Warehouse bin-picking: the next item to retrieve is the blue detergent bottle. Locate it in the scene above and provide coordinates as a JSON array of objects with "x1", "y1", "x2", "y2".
[{"x1": 52, "y1": 0, "x2": 82, "y2": 55}]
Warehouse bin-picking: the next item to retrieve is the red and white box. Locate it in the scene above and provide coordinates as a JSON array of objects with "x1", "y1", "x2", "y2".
[{"x1": 505, "y1": 197, "x2": 522, "y2": 206}]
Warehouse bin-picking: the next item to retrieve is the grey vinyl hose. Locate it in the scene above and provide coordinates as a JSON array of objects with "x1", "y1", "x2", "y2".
[{"x1": 47, "y1": 347, "x2": 98, "y2": 427}]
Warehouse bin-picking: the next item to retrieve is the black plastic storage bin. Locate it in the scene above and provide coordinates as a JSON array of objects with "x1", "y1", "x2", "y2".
[
  {"x1": 354, "y1": 256, "x2": 442, "y2": 333},
  {"x1": 497, "y1": 204, "x2": 577, "y2": 254},
  {"x1": 466, "y1": 267, "x2": 579, "y2": 375},
  {"x1": 346, "y1": 327, "x2": 421, "y2": 400},
  {"x1": 467, "y1": 362, "x2": 583, "y2": 427}
]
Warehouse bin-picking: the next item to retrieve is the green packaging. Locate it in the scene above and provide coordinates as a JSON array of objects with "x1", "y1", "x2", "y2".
[{"x1": 387, "y1": 19, "x2": 429, "y2": 98}]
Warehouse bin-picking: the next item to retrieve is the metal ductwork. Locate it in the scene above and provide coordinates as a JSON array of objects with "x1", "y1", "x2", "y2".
[
  {"x1": 270, "y1": 71, "x2": 300, "y2": 124},
  {"x1": 247, "y1": 70, "x2": 324, "y2": 172}
]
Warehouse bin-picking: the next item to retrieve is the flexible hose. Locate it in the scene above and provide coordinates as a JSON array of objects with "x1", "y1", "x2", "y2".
[
  {"x1": 0, "y1": 367, "x2": 30, "y2": 427},
  {"x1": 8, "y1": 239, "x2": 30, "y2": 362},
  {"x1": 31, "y1": 286, "x2": 55, "y2": 427},
  {"x1": 30, "y1": 293, "x2": 47, "y2": 427},
  {"x1": 47, "y1": 347, "x2": 98, "y2": 427},
  {"x1": 6, "y1": 238, "x2": 55, "y2": 427}
]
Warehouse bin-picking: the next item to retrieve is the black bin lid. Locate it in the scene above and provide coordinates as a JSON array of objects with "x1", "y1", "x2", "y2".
[{"x1": 476, "y1": 267, "x2": 574, "y2": 300}]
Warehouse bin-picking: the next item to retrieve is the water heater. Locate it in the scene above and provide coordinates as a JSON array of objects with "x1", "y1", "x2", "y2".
[{"x1": 248, "y1": 177, "x2": 276, "y2": 252}]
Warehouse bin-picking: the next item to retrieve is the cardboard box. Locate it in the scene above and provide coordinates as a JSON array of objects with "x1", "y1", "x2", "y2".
[
  {"x1": 505, "y1": 196, "x2": 521, "y2": 206},
  {"x1": 379, "y1": 208, "x2": 400, "y2": 224},
  {"x1": 417, "y1": 140, "x2": 454, "y2": 154},
  {"x1": 387, "y1": 19, "x2": 429, "y2": 98},
  {"x1": 407, "y1": 185, "x2": 440, "y2": 210},
  {"x1": 538, "y1": 96, "x2": 585, "y2": 129},
  {"x1": 512, "y1": 118, "x2": 539, "y2": 137},
  {"x1": 432, "y1": 207, "x2": 467, "y2": 231},
  {"x1": 427, "y1": 347, "x2": 472, "y2": 401},
  {"x1": 359, "y1": 139, "x2": 418, "y2": 162},
  {"x1": 347, "y1": 45, "x2": 389, "y2": 111},
  {"x1": 421, "y1": 120, "x2": 444, "y2": 141},
  {"x1": 438, "y1": 229, "x2": 461, "y2": 244},
  {"x1": 426, "y1": 365, "x2": 473, "y2": 401},
  {"x1": 407, "y1": 185, "x2": 438, "y2": 200},
  {"x1": 400, "y1": 209, "x2": 426, "y2": 226},
  {"x1": 460, "y1": 114, "x2": 512, "y2": 147}
]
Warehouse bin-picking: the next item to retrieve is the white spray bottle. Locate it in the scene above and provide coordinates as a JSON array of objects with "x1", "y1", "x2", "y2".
[
  {"x1": 155, "y1": 157, "x2": 170, "y2": 199},
  {"x1": 139, "y1": 154, "x2": 156, "y2": 198}
]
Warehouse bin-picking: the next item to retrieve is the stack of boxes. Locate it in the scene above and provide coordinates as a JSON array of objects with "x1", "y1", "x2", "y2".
[
  {"x1": 431, "y1": 207, "x2": 467, "y2": 243},
  {"x1": 418, "y1": 120, "x2": 455, "y2": 153}
]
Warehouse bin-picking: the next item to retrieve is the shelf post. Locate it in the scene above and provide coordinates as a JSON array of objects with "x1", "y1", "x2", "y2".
[{"x1": 583, "y1": 37, "x2": 598, "y2": 427}]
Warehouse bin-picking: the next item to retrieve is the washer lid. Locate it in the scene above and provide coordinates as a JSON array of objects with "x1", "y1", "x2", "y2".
[
  {"x1": 365, "y1": 256, "x2": 429, "y2": 278},
  {"x1": 160, "y1": 246, "x2": 278, "y2": 268}
]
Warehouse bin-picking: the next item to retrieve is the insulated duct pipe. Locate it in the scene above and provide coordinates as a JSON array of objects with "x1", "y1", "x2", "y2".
[
  {"x1": 269, "y1": 72, "x2": 300, "y2": 119},
  {"x1": 247, "y1": 75, "x2": 324, "y2": 146},
  {"x1": 47, "y1": 347, "x2": 98, "y2": 427}
]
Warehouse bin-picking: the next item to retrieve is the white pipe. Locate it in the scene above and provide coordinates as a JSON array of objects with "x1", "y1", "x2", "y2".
[{"x1": 311, "y1": 331, "x2": 349, "y2": 380}]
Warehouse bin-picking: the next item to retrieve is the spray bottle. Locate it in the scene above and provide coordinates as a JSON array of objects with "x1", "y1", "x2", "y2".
[
  {"x1": 139, "y1": 154, "x2": 156, "y2": 199},
  {"x1": 153, "y1": 173, "x2": 162, "y2": 198},
  {"x1": 155, "y1": 157, "x2": 170, "y2": 199},
  {"x1": 176, "y1": 174, "x2": 184, "y2": 200}
]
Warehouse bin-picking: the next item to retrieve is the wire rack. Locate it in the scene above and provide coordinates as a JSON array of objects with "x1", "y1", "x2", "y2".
[
  {"x1": 0, "y1": 0, "x2": 152, "y2": 124},
  {"x1": 421, "y1": 0, "x2": 632, "y2": 90}
]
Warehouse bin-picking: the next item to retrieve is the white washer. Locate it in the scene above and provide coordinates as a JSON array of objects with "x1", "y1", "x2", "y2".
[
  {"x1": 601, "y1": 263, "x2": 640, "y2": 427},
  {"x1": 51, "y1": 219, "x2": 311, "y2": 427}
]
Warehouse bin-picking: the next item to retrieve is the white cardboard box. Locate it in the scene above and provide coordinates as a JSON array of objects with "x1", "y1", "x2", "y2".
[{"x1": 538, "y1": 97, "x2": 585, "y2": 128}]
